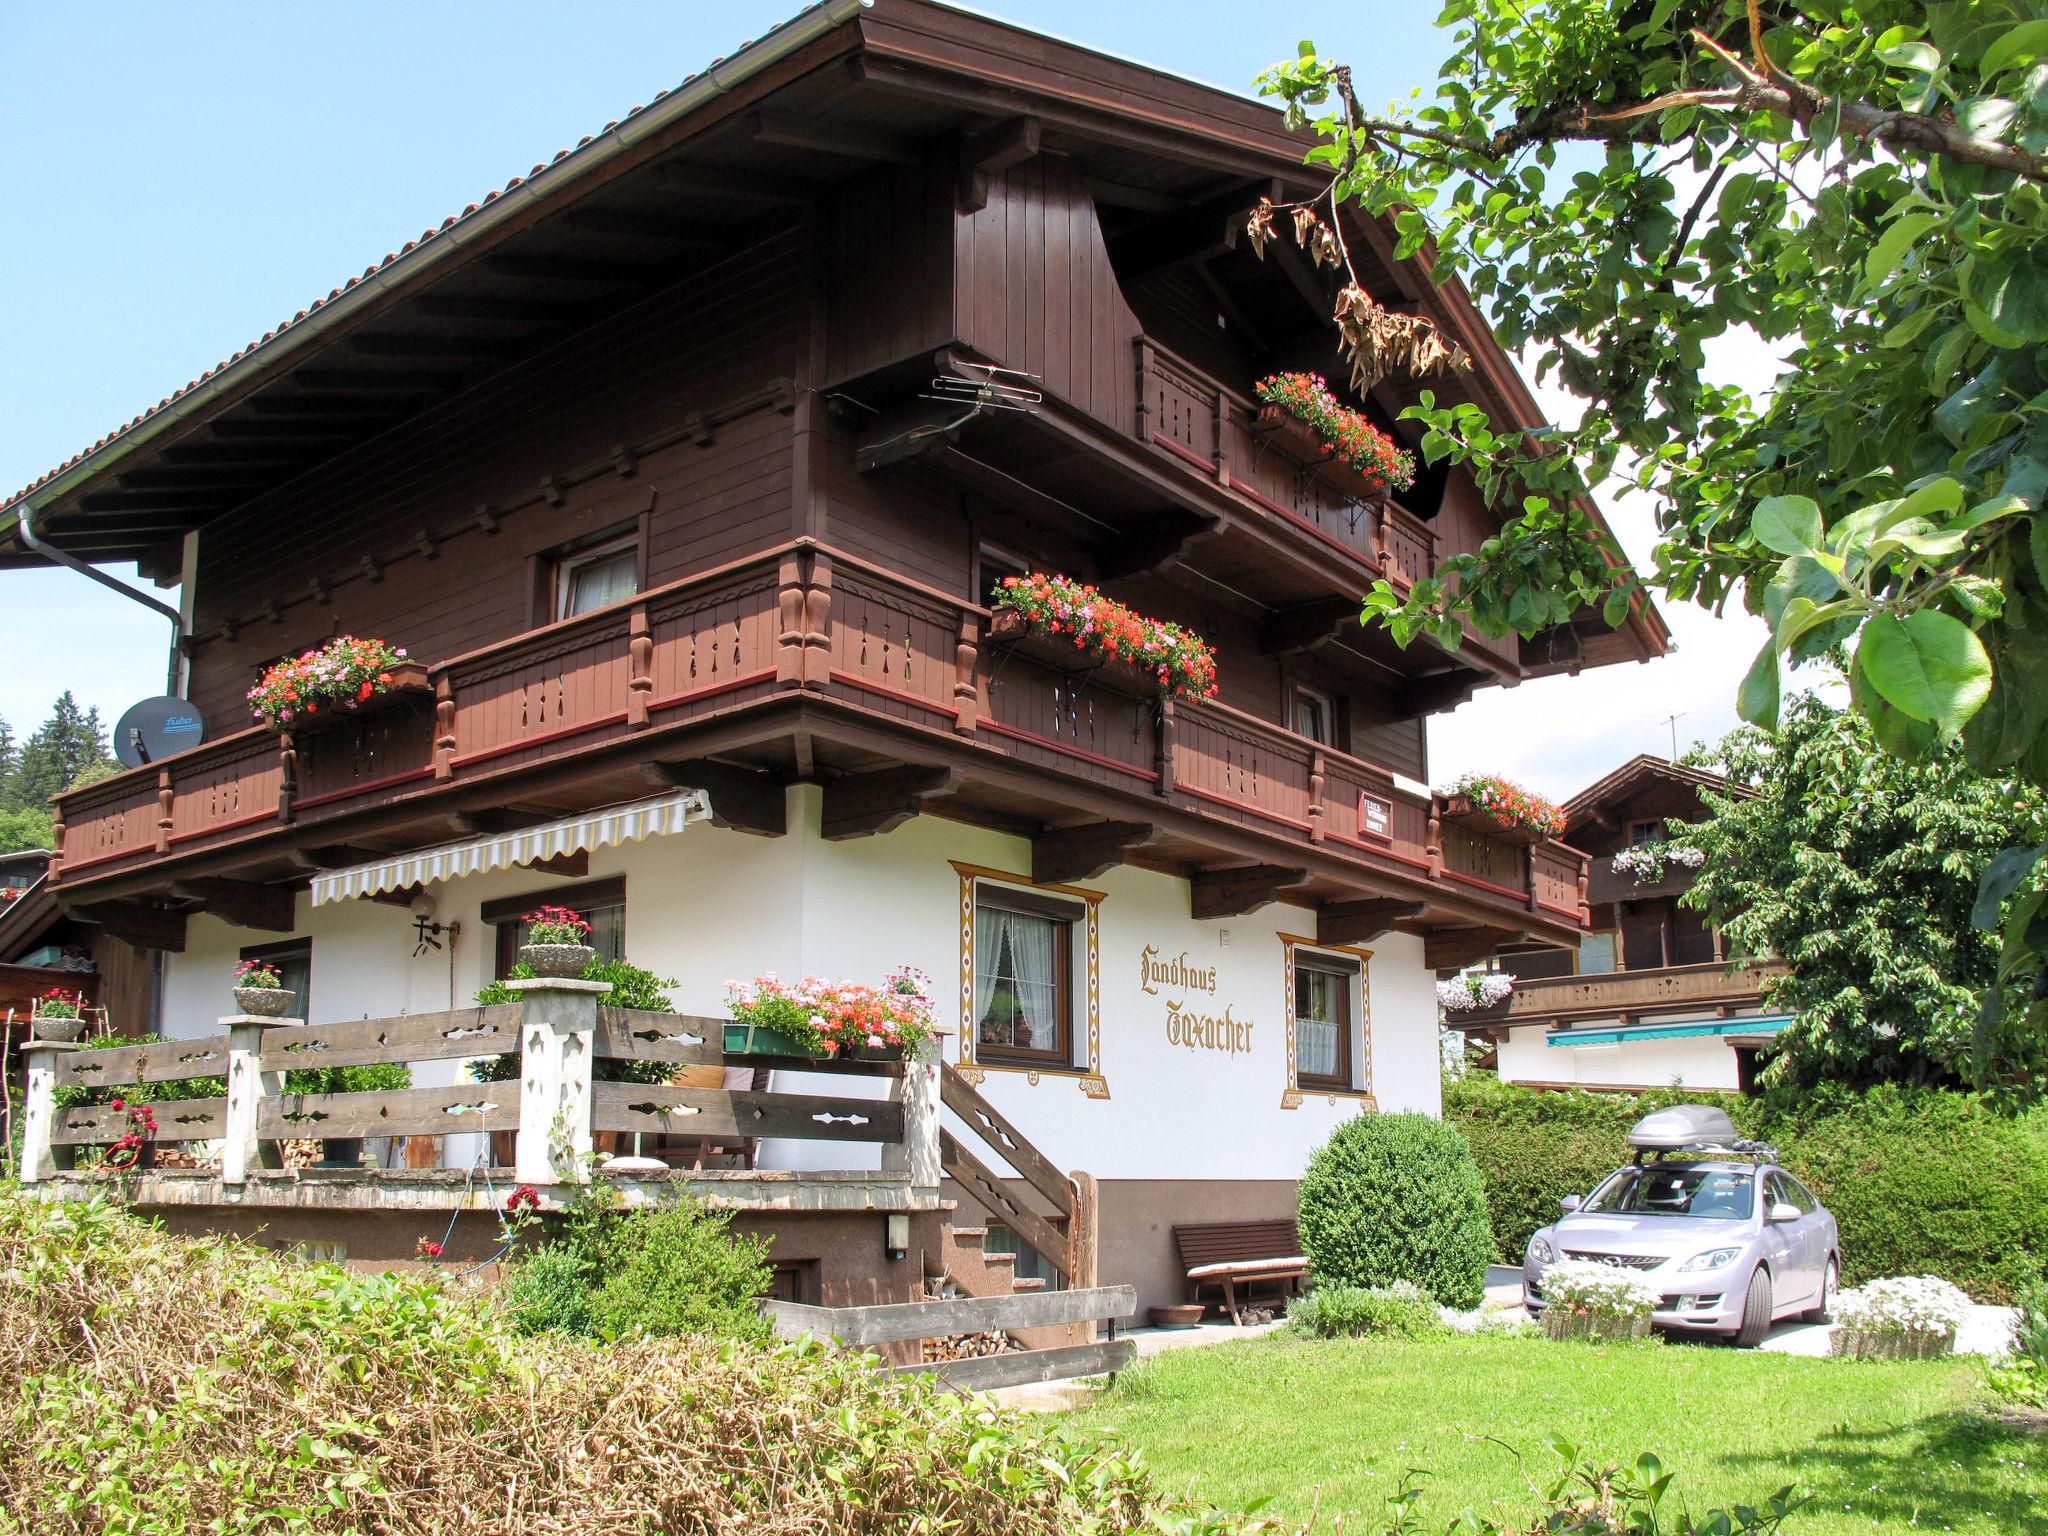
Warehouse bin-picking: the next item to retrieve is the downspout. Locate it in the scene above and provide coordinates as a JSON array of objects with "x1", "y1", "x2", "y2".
[{"x1": 13, "y1": 501, "x2": 185, "y2": 696}]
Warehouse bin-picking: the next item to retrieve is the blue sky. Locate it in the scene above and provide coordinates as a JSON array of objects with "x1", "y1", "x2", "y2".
[{"x1": 0, "y1": 1, "x2": 1767, "y2": 794}]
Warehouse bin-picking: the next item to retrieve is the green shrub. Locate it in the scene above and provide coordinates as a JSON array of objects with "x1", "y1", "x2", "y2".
[
  {"x1": 503, "y1": 1244, "x2": 593, "y2": 1337},
  {"x1": 1446, "y1": 1074, "x2": 2048, "y2": 1303},
  {"x1": 470, "y1": 957, "x2": 680, "y2": 1084},
  {"x1": 1298, "y1": 1111, "x2": 1493, "y2": 1308},
  {"x1": 1291, "y1": 1281, "x2": 1445, "y2": 1339}
]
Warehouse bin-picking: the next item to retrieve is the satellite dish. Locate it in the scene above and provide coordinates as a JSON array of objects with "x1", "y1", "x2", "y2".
[{"x1": 113, "y1": 696, "x2": 206, "y2": 768}]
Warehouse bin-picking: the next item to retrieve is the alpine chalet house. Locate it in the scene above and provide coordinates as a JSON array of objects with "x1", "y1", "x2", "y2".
[
  {"x1": 5, "y1": 0, "x2": 1664, "y2": 1323},
  {"x1": 1450, "y1": 756, "x2": 1783, "y2": 1094}
]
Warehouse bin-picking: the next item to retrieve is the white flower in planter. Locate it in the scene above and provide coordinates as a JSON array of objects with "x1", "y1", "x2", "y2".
[
  {"x1": 1834, "y1": 1275, "x2": 1972, "y2": 1338},
  {"x1": 1610, "y1": 842, "x2": 1706, "y2": 883},
  {"x1": 1540, "y1": 1258, "x2": 1661, "y2": 1321},
  {"x1": 1437, "y1": 969, "x2": 1514, "y2": 1012}
]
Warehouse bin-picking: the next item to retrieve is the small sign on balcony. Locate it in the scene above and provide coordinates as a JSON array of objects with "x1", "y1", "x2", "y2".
[{"x1": 1359, "y1": 791, "x2": 1392, "y2": 841}]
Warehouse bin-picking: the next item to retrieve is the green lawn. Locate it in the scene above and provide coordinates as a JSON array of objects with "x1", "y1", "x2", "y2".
[{"x1": 1069, "y1": 1332, "x2": 2046, "y2": 1534}]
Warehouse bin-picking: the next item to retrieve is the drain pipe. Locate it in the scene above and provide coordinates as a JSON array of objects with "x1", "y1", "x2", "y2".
[{"x1": 12, "y1": 501, "x2": 185, "y2": 696}]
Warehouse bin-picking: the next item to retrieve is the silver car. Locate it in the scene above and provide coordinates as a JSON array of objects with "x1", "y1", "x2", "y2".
[{"x1": 1522, "y1": 1106, "x2": 1840, "y2": 1348}]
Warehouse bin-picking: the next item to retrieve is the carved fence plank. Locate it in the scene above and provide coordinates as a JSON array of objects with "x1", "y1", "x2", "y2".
[
  {"x1": 55, "y1": 1100, "x2": 228, "y2": 1145},
  {"x1": 54, "y1": 1035, "x2": 232, "y2": 1088},
  {"x1": 590, "y1": 1081, "x2": 903, "y2": 1143},
  {"x1": 258, "y1": 1007, "x2": 523, "y2": 1071},
  {"x1": 763, "y1": 1285, "x2": 1134, "y2": 1346},
  {"x1": 939, "y1": 1129, "x2": 1069, "y2": 1278},
  {"x1": 592, "y1": 1008, "x2": 723, "y2": 1066},
  {"x1": 257, "y1": 1083, "x2": 517, "y2": 1140},
  {"x1": 939, "y1": 1063, "x2": 1073, "y2": 1216}
]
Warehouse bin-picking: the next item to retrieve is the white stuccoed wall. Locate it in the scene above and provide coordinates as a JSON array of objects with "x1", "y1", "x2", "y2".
[
  {"x1": 1495, "y1": 1019, "x2": 1743, "y2": 1092},
  {"x1": 154, "y1": 784, "x2": 1444, "y2": 1183}
]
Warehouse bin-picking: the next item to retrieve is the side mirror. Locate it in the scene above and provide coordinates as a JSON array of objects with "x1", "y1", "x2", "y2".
[
  {"x1": 1559, "y1": 1195, "x2": 1581, "y2": 1213},
  {"x1": 1768, "y1": 1201, "x2": 1800, "y2": 1223}
]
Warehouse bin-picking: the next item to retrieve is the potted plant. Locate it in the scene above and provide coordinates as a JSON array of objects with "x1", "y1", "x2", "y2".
[
  {"x1": 989, "y1": 572, "x2": 1219, "y2": 701},
  {"x1": 1831, "y1": 1276, "x2": 1972, "y2": 1361},
  {"x1": 232, "y1": 959, "x2": 297, "y2": 1017},
  {"x1": 31, "y1": 986, "x2": 86, "y2": 1043},
  {"x1": 1610, "y1": 842, "x2": 1706, "y2": 884},
  {"x1": 1537, "y1": 1258, "x2": 1657, "y2": 1343},
  {"x1": 723, "y1": 969, "x2": 938, "y2": 1059},
  {"x1": 1439, "y1": 772, "x2": 1567, "y2": 844},
  {"x1": 246, "y1": 635, "x2": 427, "y2": 731},
  {"x1": 518, "y1": 906, "x2": 596, "y2": 978},
  {"x1": 1253, "y1": 372, "x2": 1417, "y2": 495}
]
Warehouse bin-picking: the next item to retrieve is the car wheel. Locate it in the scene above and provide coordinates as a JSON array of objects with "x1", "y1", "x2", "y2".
[
  {"x1": 1800, "y1": 1256, "x2": 1839, "y2": 1325},
  {"x1": 1733, "y1": 1266, "x2": 1773, "y2": 1349}
]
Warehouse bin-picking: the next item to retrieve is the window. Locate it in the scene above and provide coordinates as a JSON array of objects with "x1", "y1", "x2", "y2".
[
  {"x1": 1293, "y1": 957, "x2": 1356, "y2": 1090},
  {"x1": 484, "y1": 876, "x2": 625, "y2": 977},
  {"x1": 977, "y1": 546, "x2": 1026, "y2": 608},
  {"x1": 241, "y1": 939, "x2": 311, "y2": 1017},
  {"x1": 1767, "y1": 1171, "x2": 1817, "y2": 1215},
  {"x1": 1627, "y1": 818, "x2": 1665, "y2": 848},
  {"x1": 1291, "y1": 685, "x2": 1335, "y2": 746},
  {"x1": 554, "y1": 535, "x2": 640, "y2": 620},
  {"x1": 1584, "y1": 1165, "x2": 1756, "y2": 1221},
  {"x1": 1578, "y1": 930, "x2": 1618, "y2": 975},
  {"x1": 973, "y1": 886, "x2": 1079, "y2": 1066}
]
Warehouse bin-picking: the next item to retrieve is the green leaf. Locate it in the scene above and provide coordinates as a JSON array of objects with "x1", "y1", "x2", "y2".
[
  {"x1": 1849, "y1": 645, "x2": 1940, "y2": 760},
  {"x1": 1864, "y1": 211, "x2": 1941, "y2": 288},
  {"x1": 1973, "y1": 244, "x2": 2048, "y2": 343},
  {"x1": 1737, "y1": 640, "x2": 1781, "y2": 730},
  {"x1": 1752, "y1": 494, "x2": 1824, "y2": 556},
  {"x1": 1982, "y1": 19, "x2": 2048, "y2": 78},
  {"x1": 1972, "y1": 847, "x2": 2044, "y2": 931},
  {"x1": 1856, "y1": 609, "x2": 1995, "y2": 737}
]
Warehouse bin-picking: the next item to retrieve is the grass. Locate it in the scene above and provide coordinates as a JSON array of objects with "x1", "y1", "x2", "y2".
[{"x1": 1070, "y1": 1331, "x2": 2047, "y2": 1534}]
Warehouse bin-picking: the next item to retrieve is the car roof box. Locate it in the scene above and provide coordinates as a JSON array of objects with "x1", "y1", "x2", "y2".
[{"x1": 1628, "y1": 1104, "x2": 1739, "y2": 1153}]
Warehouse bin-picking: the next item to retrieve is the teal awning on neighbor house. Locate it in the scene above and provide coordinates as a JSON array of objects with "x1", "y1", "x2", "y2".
[{"x1": 1547, "y1": 1016, "x2": 1792, "y2": 1048}]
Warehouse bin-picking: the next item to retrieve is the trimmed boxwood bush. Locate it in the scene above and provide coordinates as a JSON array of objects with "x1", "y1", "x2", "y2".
[
  {"x1": 1298, "y1": 1111, "x2": 1493, "y2": 1309},
  {"x1": 1446, "y1": 1074, "x2": 2048, "y2": 1304}
]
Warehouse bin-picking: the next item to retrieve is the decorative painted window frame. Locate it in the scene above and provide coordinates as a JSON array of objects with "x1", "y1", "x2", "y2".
[
  {"x1": 1278, "y1": 933, "x2": 1376, "y2": 1110},
  {"x1": 950, "y1": 859, "x2": 1110, "y2": 1099}
]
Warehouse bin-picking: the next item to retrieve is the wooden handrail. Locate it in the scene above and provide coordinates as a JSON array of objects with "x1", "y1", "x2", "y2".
[{"x1": 940, "y1": 1061, "x2": 1072, "y2": 1217}]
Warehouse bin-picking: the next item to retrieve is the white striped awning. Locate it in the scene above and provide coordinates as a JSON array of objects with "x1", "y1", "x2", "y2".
[{"x1": 309, "y1": 790, "x2": 711, "y2": 906}]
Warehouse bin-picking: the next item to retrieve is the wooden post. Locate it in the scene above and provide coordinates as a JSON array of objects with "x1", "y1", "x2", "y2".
[
  {"x1": 882, "y1": 1040, "x2": 943, "y2": 1194},
  {"x1": 222, "y1": 1013, "x2": 298, "y2": 1184},
  {"x1": 1308, "y1": 749, "x2": 1327, "y2": 844},
  {"x1": 1132, "y1": 337, "x2": 1155, "y2": 444},
  {"x1": 803, "y1": 550, "x2": 834, "y2": 688},
  {"x1": 952, "y1": 612, "x2": 980, "y2": 735},
  {"x1": 775, "y1": 550, "x2": 807, "y2": 688},
  {"x1": 155, "y1": 770, "x2": 174, "y2": 855},
  {"x1": 1154, "y1": 699, "x2": 1176, "y2": 797},
  {"x1": 1578, "y1": 855, "x2": 1593, "y2": 927},
  {"x1": 626, "y1": 602, "x2": 653, "y2": 729},
  {"x1": 1426, "y1": 804, "x2": 1444, "y2": 877},
  {"x1": 1066, "y1": 1169, "x2": 1100, "y2": 1342},
  {"x1": 507, "y1": 977, "x2": 610, "y2": 1185},
  {"x1": 433, "y1": 674, "x2": 457, "y2": 779},
  {"x1": 18, "y1": 1041, "x2": 77, "y2": 1183},
  {"x1": 277, "y1": 733, "x2": 297, "y2": 825}
]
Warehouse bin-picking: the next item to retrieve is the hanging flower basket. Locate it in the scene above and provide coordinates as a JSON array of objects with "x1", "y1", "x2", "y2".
[
  {"x1": 1437, "y1": 971, "x2": 1514, "y2": 1014},
  {"x1": 248, "y1": 636, "x2": 428, "y2": 734},
  {"x1": 989, "y1": 574, "x2": 1218, "y2": 702},
  {"x1": 1253, "y1": 372, "x2": 1417, "y2": 495},
  {"x1": 1440, "y1": 773, "x2": 1567, "y2": 845}
]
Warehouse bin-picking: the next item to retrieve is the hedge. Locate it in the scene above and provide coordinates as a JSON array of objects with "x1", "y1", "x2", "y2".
[{"x1": 1445, "y1": 1075, "x2": 2048, "y2": 1304}]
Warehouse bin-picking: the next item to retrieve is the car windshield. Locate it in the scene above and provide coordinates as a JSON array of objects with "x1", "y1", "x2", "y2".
[{"x1": 1582, "y1": 1165, "x2": 1754, "y2": 1220}]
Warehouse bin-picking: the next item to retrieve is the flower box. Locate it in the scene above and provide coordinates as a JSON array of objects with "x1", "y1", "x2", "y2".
[
  {"x1": 723, "y1": 1021, "x2": 826, "y2": 1059},
  {"x1": 1829, "y1": 1327, "x2": 1955, "y2": 1361},
  {"x1": 1250, "y1": 373, "x2": 1416, "y2": 494},
  {"x1": 1440, "y1": 794, "x2": 1547, "y2": 847},
  {"x1": 989, "y1": 574, "x2": 1218, "y2": 701},
  {"x1": 275, "y1": 660, "x2": 431, "y2": 737},
  {"x1": 1253, "y1": 405, "x2": 1399, "y2": 503},
  {"x1": 986, "y1": 609, "x2": 1164, "y2": 700}
]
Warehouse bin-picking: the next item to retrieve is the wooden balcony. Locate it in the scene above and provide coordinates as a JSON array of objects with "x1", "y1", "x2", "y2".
[
  {"x1": 1496, "y1": 961, "x2": 1788, "y2": 1030},
  {"x1": 1134, "y1": 337, "x2": 1440, "y2": 589},
  {"x1": 50, "y1": 541, "x2": 1585, "y2": 943}
]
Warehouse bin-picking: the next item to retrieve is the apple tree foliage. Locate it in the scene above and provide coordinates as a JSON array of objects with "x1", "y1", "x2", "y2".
[{"x1": 1257, "y1": 0, "x2": 2048, "y2": 1090}]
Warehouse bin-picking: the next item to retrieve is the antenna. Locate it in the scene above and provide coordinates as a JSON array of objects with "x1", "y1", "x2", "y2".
[{"x1": 1652, "y1": 711, "x2": 1687, "y2": 760}]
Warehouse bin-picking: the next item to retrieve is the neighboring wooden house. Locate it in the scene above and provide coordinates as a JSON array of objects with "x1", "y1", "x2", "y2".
[
  {"x1": 1454, "y1": 755, "x2": 1784, "y2": 1094},
  {"x1": 3, "y1": 1, "x2": 1665, "y2": 1321}
]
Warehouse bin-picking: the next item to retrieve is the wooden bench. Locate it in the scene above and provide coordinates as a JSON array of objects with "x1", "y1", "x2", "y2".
[{"x1": 1174, "y1": 1219, "x2": 1307, "y2": 1324}]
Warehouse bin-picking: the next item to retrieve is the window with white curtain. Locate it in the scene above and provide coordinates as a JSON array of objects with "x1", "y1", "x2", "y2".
[
  {"x1": 1294, "y1": 956, "x2": 1356, "y2": 1089},
  {"x1": 973, "y1": 888, "x2": 1077, "y2": 1065},
  {"x1": 554, "y1": 536, "x2": 640, "y2": 620}
]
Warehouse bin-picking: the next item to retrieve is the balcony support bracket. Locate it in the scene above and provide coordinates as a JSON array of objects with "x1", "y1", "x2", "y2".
[
  {"x1": 168, "y1": 878, "x2": 297, "y2": 933},
  {"x1": 1189, "y1": 864, "x2": 1310, "y2": 921},
  {"x1": 1032, "y1": 821, "x2": 1155, "y2": 886},
  {"x1": 821, "y1": 765, "x2": 961, "y2": 842},
  {"x1": 1316, "y1": 898, "x2": 1424, "y2": 947},
  {"x1": 643, "y1": 759, "x2": 787, "y2": 837}
]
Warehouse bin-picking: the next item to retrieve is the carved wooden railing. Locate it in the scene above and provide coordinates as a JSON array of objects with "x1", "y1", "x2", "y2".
[
  {"x1": 1501, "y1": 960, "x2": 1789, "y2": 1026},
  {"x1": 938, "y1": 1061, "x2": 1097, "y2": 1291}
]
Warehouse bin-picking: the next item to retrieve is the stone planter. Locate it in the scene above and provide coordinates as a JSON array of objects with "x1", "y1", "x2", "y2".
[
  {"x1": 519, "y1": 943, "x2": 595, "y2": 979},
  {"x1": 1830, "y1": 1327, "x2": 1955, "y2": 1361},
  {"x1": 1149, "y1": 1303, "x2": 1206, "y2": 1328},
  {"x1": 233, "y1": 986, "x2": 297, "y2": 1018},
  {"x1": 31, "y1": 1012, "x2": 85, "y2": 1043},
  {"x1": 1542, "y1": 1309, "x2": 1651, "y2": 1344},
  {"x1": 723, "y1": 1021, "x2": 825, "y2": 1059}
]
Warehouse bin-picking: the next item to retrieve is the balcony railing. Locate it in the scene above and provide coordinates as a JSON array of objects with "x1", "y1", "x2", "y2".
[
  {"x1": 51, "y1": 541, "x2": 1585, "y2": 932},
  {"x1": 1500, "y1": 961, "x2": 1788, "y2": 1026},
  {"x1": 1134, "y1": 337, "x2": 1439, "y2": 587}
]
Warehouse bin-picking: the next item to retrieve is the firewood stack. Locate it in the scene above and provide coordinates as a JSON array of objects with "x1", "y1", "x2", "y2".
[{"x1": 920, "y1": 1329, "x2": 1020, "y2": 1363}]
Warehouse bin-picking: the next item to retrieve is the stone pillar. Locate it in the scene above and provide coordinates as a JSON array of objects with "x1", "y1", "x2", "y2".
[
  {"x1": 222, "y1": 1014, "x2": 300, "y2": 1184},
  {"x1": 882, "y1": 1040, "x2": 943, "y2": 1194},
  {"x1": 18, "y1": 1041, "x2": 76, "y2": 1183},
  {"x1": 508, "y1": 978, "x2": 610, "y2": 1186}
]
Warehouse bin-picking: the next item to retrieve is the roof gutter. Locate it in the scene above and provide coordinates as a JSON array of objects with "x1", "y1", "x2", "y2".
[
  {"x1": 3, "y1": 0, "x2": 871, "y2": 540},
  {"x1": 15, "y1": 502, "x2": 184, "y2": 695}
]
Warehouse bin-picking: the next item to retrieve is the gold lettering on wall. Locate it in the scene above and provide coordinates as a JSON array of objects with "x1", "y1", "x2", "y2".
[
  {"x1": 1139, "y1": 943, "x2": 1218, "y2": 997},
  {"x1": 1164, "y1": 999, "x2": 1253, "y2": 1057}
]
